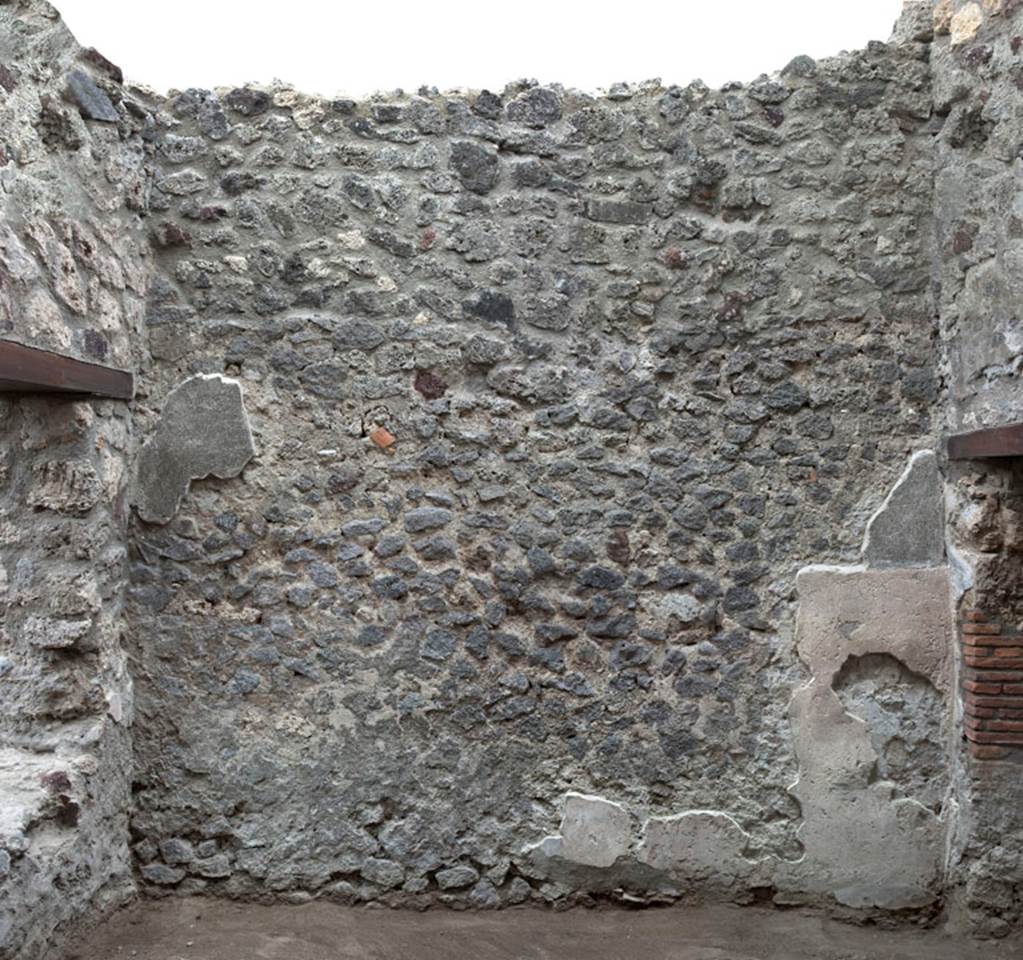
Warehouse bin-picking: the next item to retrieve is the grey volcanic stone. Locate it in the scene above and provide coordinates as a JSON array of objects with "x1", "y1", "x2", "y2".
[
  {"x1": 404, "y1": 507, "x2": 453, "y2": 533},
  {"x1": 863, "y1": 451, "x2": 944, "y2": 568},
  {"x1": 66, "y1": 69, "x2": 118, "y2": 122},
  {"x1": 141, "y1": 863, "x2": 185, "y2": 885},
  {"x1": 435, "y1": 865, "x2": 480, "y2": 889},
  {"x1": 584, "y1": 198, "x2": 652, "y2": 225},
  {"x1": 135, "y1": 375, "x2": 255, "y2": 524},
  {"x1": 362, "y1": 857, "x2": 404, "y2": 888},
  {"x1": 159, "y1": 838, "x2": 195, "y2": 864},
  {"x1": 449, "y1": 140, "x2": 499, "y2": 194},
  {"x1": 506, "y1": 86, "x2": 561, "y2": 127}
]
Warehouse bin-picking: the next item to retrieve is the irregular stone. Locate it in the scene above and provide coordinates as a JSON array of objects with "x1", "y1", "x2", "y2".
[
  {"x1": 361, "y1": 857, "x2": 404, "y2": 888},
  {"x1": 449, "y1": 140, "x2": 498, "y2": 194},
  {"x1": 22, "y1": 616, "x2": 91, "y2": 649},
  {"x1": 463, "y1": 289, "x2": 515, "y2": 327},
  {"x1": 468, "y1": 878, "x2": 499, "y2": 907},
  {"x1": 584, "y1": 198, "x2": 652, "y2": 225},
  {"x1": 66, "y1": 69, "x2": 118, "y2": 122},
  {"x1": 27, "y1": 460, "x2": 103, "y2": 515},
  {"x1": 950, "y1": 2, "x2": 983, "y2": 44},
  {"x1": 141, "y1": 863, "x2": 185, "y2": 885},
  {"x1": 193, "y1": 854, "x2": 232, "y2": 878},
  {"x1": 435, "y1": 864, "x2": 479, "y2": 889},
  {"x1": 158, "y1": 838, "x2": 195, "y2": 864},
  {"x1": 224, "y1": 87, "x2": 271, "y2": 117},
  {"x1": 506, "y1": 87, "x2": 562, "y2": 127},
  {"x1": 135, "y1": 375, "x2": 255, "y2": 525},
  {"x1": 403, "y1": 507, "x2": 453, "y2": 533}
]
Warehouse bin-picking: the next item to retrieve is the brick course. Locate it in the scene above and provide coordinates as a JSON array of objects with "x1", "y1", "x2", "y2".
[{"x1": 961, "y1": 609, "x2": 1023, "y2": 759}]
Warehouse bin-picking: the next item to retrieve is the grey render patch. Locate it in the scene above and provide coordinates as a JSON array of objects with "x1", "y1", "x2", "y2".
[
  {"x1": 783, "y1": 564, "x2": 954, "y2": 911},
  {"x1": 863, "y1": 451, "x2": 944, "y2": 568},
  {"x1": 637, "y1": 811, "x2": 762, "y2": 889},
  {"x1": 833, "y1": 653, "x2": 947, "y2": 813},
  {"x1": 134, "y1": 375, "x2": 255, "y2": 524}
]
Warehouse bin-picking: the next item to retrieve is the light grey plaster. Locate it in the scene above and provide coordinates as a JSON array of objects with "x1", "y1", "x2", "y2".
[
  {"x1": 135, "y1": 375, "x2": 255, "y2": 525},
  {"x1": 863, "y1": 451, "x2": 944, "y2": 569}
]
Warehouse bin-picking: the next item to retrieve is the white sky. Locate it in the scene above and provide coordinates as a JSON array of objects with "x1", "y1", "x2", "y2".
[{"x1": 57, "y1": 0, "x2": 906, "y2": 98}]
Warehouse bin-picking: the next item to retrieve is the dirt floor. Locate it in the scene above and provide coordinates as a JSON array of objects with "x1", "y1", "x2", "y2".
[{"x1": 66, "y1": 897, "x2": 1023, "y2": 960}]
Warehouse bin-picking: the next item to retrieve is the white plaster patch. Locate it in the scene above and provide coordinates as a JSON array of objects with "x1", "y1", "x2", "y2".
[
  {"x1": 794, "y1": 565, "x2": 953, "y2": 692},
  {"x1": 526, "y1": 792, "x2": 632, "y2": 868}
]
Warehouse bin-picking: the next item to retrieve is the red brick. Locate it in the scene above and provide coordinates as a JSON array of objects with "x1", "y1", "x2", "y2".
[
  {"x1": 962, "y1": 609, "x2": 988, "y2": 623},
  {"x1": 966, "y1": 656, "x2": 1023, "y2": 670},
  {"x1": 964, "y1": 644, "x2": 993, "y2": 657},
  {"x1": 970, "y1": 743, "x2": 1009, "y2": 760},
  {"x1": 369, "y1": 426, "x2": 395, "y2": 449},
  {"x1": 966, "y1": 669, "x2": 1023, "y2": 683},
  {"x1": 993, "y1": 708, "x2": 1023, "y2": 719},
  {"x1": 965, "y1": 704, "x2": 998, "y2": 718},
  {"x1": 995, "y1": 647, "x2": 1023, "y2": 658},
  {"x1": 988, "y1": 720, "x2": 1023, "y2": 733},
  {"x1": 964, "y1": 680, "x2": 1002, "y2": 695},
  {"x1": 973, "y1": 695, "x2": 1023, "y2": 709},
  {"x1": 967, "y1": 731, "x2": 1023, "y2": 745},
  {"x1": 962, "y1": 622, "x2": 1003, "y2": 635},
  {"x1": 965, "y1": 715, "x2": 987, "y2": 732},
  {"x1": 981, "y1": 635, "x2": 1023, "y2": 647},
  {"x1": 1004, "y1": 684, "x2": 1023, "y2": 695}
]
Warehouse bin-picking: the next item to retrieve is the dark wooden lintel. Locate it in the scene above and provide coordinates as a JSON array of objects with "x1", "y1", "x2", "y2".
[
  {"x1": 0, "y1": 339, "x2": 133, "y2": 400},
  {"x1": 948, "y1": 422, "x2": 1023, "y2": 460}
]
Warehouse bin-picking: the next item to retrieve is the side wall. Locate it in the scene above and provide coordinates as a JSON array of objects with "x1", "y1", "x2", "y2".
[
  {"x1": 126, "y1": 29, "x2": 948, "y2": 911},
  {"x1": 0, "y1": 2, "x2": 151, "y2": 957},
  {"x1": 931, "y1": 0, "x2": 1023, "y2": 938}
]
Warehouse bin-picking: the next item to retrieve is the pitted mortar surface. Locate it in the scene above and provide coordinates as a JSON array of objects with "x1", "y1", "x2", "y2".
[
  {"x1": 7, "y1": 0, "x2": 1023, "y2": 954},
  {"x1": 69, "y1": 898, "x2": 1021, "y2": 960}
]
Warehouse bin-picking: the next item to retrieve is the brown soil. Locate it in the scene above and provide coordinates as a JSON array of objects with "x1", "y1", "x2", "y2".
[{"x1": 67, "y1": 897, "x2": 1022, "y2": 960}]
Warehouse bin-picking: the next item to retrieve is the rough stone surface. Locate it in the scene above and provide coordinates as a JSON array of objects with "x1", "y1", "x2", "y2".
[
  {"x1": 134, "y1": 375, "x2": 255, "y2": 524},
  {"x1": 863, "y1": 451, "x2": 945, "y2": 568},
  {"x1": 930, "y1": 2, "x2": 1023, "y2": 932},
  {"x1": 950, "y1": 3, "x2": 984, "y2": 44},
  {"x1": 66, "y1": 68, "x2": 119, "y2": 122},
  {"x1": 0, "y1": 3, "x2": 151, "y2": 959},
  {"x1": 125, "y1": 15, "x2": 946, "y2": 921},
  {"x1": 4, "y1": 0, "x2": 1023, "y2": 952}
]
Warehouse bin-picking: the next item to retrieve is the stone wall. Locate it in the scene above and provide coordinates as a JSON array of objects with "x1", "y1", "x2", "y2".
[
  {"x1": 124, "y1": 14, "x2": 948, "y2": 915},
  {"x1": 4, "y1": 1, "x2": 1023, "y2": 955},
  {"x1": 0, "y1": 1, "x2": 151, "y2": 957},
  {"x1": 930, "y1": 0, "x2": 1023, "y2": 937}
]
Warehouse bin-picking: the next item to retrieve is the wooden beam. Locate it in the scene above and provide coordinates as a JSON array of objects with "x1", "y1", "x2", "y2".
[
  {"x1": 0, "y1": 339, "x2": 133, "y2": 400},
  {"x1": 948, "y1": 422, "x2": 1023, "y2": 460}
]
